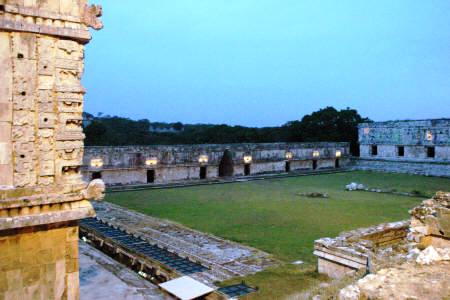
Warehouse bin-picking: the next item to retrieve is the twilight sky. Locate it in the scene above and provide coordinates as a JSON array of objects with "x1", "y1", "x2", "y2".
[{"x1": 83, "y1": 0, "x2": 450, "y2": 127}]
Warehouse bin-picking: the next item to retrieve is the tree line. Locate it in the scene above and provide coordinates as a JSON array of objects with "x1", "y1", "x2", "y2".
[{"x1": 83, "y1": 106, "x2": 371, "y2": 155}]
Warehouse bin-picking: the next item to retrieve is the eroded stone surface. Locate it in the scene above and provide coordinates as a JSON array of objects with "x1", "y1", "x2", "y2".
[
  {"x1": 79, "y1": 241, "x2": 169, "y2": 300},
  {"x1": 93, "y1": 201, "x2": 277, "y2": 284}
]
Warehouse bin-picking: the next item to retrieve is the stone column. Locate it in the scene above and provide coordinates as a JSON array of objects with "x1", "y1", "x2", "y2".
[{"x1": 0, "y1": 1, "x2": 102, "y2": 299}]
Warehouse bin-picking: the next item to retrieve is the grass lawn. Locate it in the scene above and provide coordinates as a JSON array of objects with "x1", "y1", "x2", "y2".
[{"x1": 105, "y1": 171, "x2": 450, "y2": 299}]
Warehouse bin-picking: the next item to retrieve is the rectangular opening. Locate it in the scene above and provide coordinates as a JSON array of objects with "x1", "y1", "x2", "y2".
[
  {"x1": 335, "y1": 159, "x2": 340, "y2": 168},
  {"x1": 147, "y1": 169, "x2": 155, "y2": 183},
  {"x1": 92, "y1": 171, "x2": 102, "y2": 180},
  {"x1": 244, "y1": 164, "x2": 251, "y2": 176},
  {"x1": 397, "y1": 146, "x2": 405, "y2": 157},
  {"x1": 427, "y1": 146, "x2": 435, "y2": 158},
  {"x1": 285, "y1": 161, "x2": 291, "y2": 172},
  {"x1": 199, "y1": 166, "x2": 207, "y2": 179},
  {"x1": 312, "y1": 160, "x2": 318, "y2": 170},
  {"x1": 371, "y1": 145, "x2": 378, "y2": 156}
]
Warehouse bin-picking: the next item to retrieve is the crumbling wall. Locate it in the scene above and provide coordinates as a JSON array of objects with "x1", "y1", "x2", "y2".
[{"x1": 314, "y1": 221, "x2": 409, "y2": 279}]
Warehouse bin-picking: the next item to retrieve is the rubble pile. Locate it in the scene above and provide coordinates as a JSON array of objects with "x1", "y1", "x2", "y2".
[
  {"x1": 408, "y1": 191, "x2": 450, "y2": 248},
  {"x1": 338, "y1": 192, "x2": 450, "y2": 300}
]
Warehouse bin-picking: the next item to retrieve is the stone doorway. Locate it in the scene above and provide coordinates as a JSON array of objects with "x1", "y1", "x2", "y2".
[
  {"x1": 335, "y1": 159, "x2": 340, "y2": 168},
  {"x1": 200, "y1": 166, "x2": 207, "y2": 179},
  {"x1": 312, "y1": 160, "x2": 318, "y2": 170},
  {"x1": 244, "y1": 164, "x2": 251, "y2": 176},
  {"x1": 219, "y1": 150, "x2": 234, "y2": 177},
  {"x1": 92, "y1": 171, "x2": 102, "y2": 180},
  {"x1": 285, "y1": 161, "x2": 291, "y2": 172},
  {"x1": 147, "y1": 170, "x2": 155, "y2": 183}
]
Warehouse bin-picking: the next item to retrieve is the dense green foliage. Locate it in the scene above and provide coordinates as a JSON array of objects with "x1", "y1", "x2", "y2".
[
  {"x1": 84, "y1": 107, "x2": 370, "y2": 154},
  {"x1": 106, "y1": 171, "x2": 450, "y2": 299}
]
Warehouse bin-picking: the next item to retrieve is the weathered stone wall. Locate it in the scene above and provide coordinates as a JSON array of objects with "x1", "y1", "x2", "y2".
[
  {"x1": 0, "y1": 1, "x2": 102, "y2": 299},
  {"x1": 314, "y1": 221, "x2": 409, "y2": 279},
  {"x1": 356, "y1": 119, "x2": 450, "y2": 177},
  {"x1": 0, "y1": 222, "x2": 79, "y2": 299},
  {"x1": 82, "y1": 142, "x2": 350, "y2": 185}
]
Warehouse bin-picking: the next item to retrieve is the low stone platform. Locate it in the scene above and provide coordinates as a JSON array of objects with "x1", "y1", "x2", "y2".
[
  {"x1": 92, "y1": 201, "x2": 277, "y2": 285},
  {"x1": 79, "y1": 241, "x2": 170, "y2": 300}
]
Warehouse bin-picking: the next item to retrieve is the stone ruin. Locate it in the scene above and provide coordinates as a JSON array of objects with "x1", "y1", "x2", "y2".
[
  {"x1": 0, "y1": 1, "x2": 102, "y2": 299},
  {"x1": 314, "y1": 192, "x2": 450, "y2": 299}
]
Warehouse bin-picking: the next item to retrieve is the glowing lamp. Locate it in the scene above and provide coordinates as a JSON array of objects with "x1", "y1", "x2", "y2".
[
  {"x1": 285, "y1": 151, "x2": 294, "y2": 160},
  {"x1": 145, "y1": 157, "x2": 158, "y2": 166},
  {"x1": 243, "y1": 155, "x2": 252, "y2": 164},
  {"x1": 426, "y1": 131, "x2": 433, "y2": 141},
  {"x1": 312, "y1": 151, "x2": 320, "y2": 158},
  {"x1": 198, "y1": 155, "x2": 209, "y2": 164},
  {"x1": 90, "y1": 158, "x2": 103, "y2": 168},
  {"x1": 336, "y1": 150, "x2": 342, "y2": 158}
]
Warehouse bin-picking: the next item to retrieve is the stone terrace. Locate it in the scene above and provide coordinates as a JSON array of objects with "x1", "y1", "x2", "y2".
[{"x1": 92, "y1": 201, "x2": 277, "y2": 285}]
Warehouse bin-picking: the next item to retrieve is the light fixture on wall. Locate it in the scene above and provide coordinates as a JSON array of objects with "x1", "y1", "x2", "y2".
[
  {"x1": 363, "y1": 127, "x2": 370, "y2": 135},
  {"x1": 335, "y1": 150, "x2": 342, "y2": 158},
  {"x1": 312, "y1": 151, "x2": 320, "y2": 158},
  {"x1": 198, "y1": 155, "x2": 209, "y2": 165},
  {"x1": 243, "y1": 155, "x2": 252, "y2": 164},
  {"x1": 90, "y1": 158, "x2": 103, "y2": 168},
  {"x1": 426, "y1": 131, "x2": 433, "y2": 141},
  {"x1": 145, "y1": 157, "x2": 158, "y2": 167},
  {"x1": 285, "y1": 151, "x2": 294, "y2": 160}
]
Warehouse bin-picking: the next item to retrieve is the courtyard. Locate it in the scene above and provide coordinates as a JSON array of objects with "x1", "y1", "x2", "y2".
[{"x1": 105, "y1": 171, "x2": 450, "y2": 299}]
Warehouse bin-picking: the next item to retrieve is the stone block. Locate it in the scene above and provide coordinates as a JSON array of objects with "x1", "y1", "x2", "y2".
[
  {"x1": 0, "y1": 103, "x2": 12, "y2": 122},
  {"x1": 11, "y1": 33, "x2": 37, "y2": 60}
]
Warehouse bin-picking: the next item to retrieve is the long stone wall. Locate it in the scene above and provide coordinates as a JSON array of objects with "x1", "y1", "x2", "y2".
[
  {"x1": 356, "y1": 119, "x2": 450, "y2": 177},
  {"x1": 82, "y1": 142, "x2": 350, "y2": 185}
]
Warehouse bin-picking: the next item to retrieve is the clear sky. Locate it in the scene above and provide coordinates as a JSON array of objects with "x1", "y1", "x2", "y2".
[{"x1": 83, "y1": 0, "x2": 450, "y2": 127}]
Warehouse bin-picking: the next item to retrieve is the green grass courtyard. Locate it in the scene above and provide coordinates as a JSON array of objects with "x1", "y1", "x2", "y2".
[{"x1": 105, "y1": 171, "x2": 449, "y2": 299}]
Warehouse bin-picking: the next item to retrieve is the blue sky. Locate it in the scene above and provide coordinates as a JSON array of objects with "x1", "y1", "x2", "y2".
[{"x1": 83, "y1": 0, "x2": 450, "y2": 127}]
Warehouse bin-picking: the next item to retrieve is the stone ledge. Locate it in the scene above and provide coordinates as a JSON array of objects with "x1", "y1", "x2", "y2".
[{"x1": 0, "y1": 200, "x2": 94, "y2": 231}]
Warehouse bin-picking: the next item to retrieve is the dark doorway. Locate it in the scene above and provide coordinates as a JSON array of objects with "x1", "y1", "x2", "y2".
[
  {"x1": 398, "y1": 146, "x2": 405, "y2": 157},
  {"x1": 147, "y1": 170, "x2": 155, "y2": 183},
  {"x1": 219, "y1": 149, "x2": 234, "y2": 177},
  {"x1": 335, "y1": 159, "x2": 340, "y2": 168},
  {"x1": 92, "y1": 171, "x2": 102, "y2": 180},
  {"x1": 200, "y1": 166, "x2": 207, "y2": 179},
  {"x1": 312, "y1": 160, "x2": 318, "y2": 170},
  {"x1": 427, "y1": 146, "x2": 435, "y2": 158},
  {"x1": 244, "y1": 164, "x2": 251, "y2": 176},
  {"x1": 371, "y1": 145, "x2": 378, "y2": 156},
  {"x1": 285, "y1": 161, "x2": 291, "y2": 172}
]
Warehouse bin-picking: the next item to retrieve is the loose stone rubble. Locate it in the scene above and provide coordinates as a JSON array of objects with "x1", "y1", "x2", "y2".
[{"x1": 336, "y1": 192, "x2": 450, "y2": 300}]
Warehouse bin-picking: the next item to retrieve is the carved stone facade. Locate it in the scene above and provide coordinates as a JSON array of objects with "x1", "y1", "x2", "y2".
[
  {"x1": 356, "y1": 119, "x2": 450, "y2": 177},
  {"x1": 82, "y1": 142, "x2": 350, "y2": 185},
  {"x1": 0, "y1": 1, "x2": 101, "y2": 299}
]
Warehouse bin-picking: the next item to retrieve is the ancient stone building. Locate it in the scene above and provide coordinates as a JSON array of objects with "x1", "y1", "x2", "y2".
[
  {"x1": 0, "y1": 1, "x2": 102, "y2": 299},
  {"x1": 82, "y1": 142, "x2": 350, "y2": 185},
  {"x1": 357, "y1": 119, "x2": 450, "y2": 177}
]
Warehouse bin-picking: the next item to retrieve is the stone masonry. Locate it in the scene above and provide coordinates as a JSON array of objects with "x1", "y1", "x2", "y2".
[
  {"x1": 356, "y1": 119, "x2": 450, "y2": 177},
  {"x1": 83, "y1": 142, "x2": 350, "y2": 185},
  {"x1": 0, "y1": 1, "x2": 102, "y2": 299}
]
